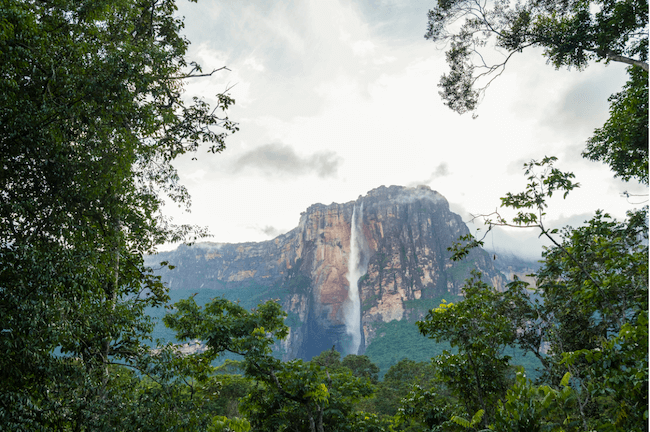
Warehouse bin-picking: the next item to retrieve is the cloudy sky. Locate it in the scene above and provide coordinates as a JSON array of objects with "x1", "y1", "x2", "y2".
[{"x1": 161, "y1": 0, "x2": 647, "y2": 260}]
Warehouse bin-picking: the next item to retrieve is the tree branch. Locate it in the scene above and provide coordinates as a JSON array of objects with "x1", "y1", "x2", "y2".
[
  {"x1": 604, "y1": 51, "x2": 649, "y2": 72},
  {"x1": 169, "y1": 66, "x2": 231, "y2": 80}
]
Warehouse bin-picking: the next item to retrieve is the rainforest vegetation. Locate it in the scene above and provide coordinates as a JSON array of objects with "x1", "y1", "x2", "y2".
[{"x1": 1, "y1": 0, "x2": 647, "y2": 430}]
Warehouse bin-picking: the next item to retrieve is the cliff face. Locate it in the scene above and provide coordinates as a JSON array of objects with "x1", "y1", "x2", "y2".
[{"x1": 152, "y1": 185, "x2": 505, "y2": 360}]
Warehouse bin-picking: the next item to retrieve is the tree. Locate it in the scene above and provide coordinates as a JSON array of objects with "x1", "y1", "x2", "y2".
[
  {"x1": 164, "y1": 297, "x2": 377, "y2": 432},
  {"x1": 432, "y1": 157, "x2": 648, "y2": 430},
  {"x1": 309, "y1": 349, "x2": 380, "y2": 383},
  {"x1": 492, "y1": 369, "x2": 583, "y2": 432},
  {"x1": 311, "y1": 346, "x2": 344, "y2": 371},
  {"x1": 584, "y1": 66, "x2": 649, "y2": 184},
  {"x1": 341, "y1": 354, "x2": 381, "y2": 385},
  {"x1": 425, "y1": 0, "x2": 648, "y2": 114},
  {"x1": 209, "y1": 361, "x2": 255, "y2": 418},
  {"x1": 397, "y1": 383, "x2": 461, "y2": 432},
  {"x1": 240, "y1": 360, "x2": 374, "y2": 432},
  {"x1": 423, "y1": 1, "x2": 648, "y2": 428},
  {"x1": 0, "y1": 0, "x2": 236, "y2": 429},
  {"x1": 533, "y1": 206, "x2": 648, "y2": 430},
  {"x1": 417, "y1": 274, "x2": 518, "y2": 428},
  {"x1": 372, "y1": 359, "x2": 434, "y2": 416}
]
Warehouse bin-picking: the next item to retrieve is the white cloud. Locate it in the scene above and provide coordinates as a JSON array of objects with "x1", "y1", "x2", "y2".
[
  {"x1": 185, "y1": 169, "x2": 207, "y2": 183},
  {"x1": 165, "y1": 0, "x2": 641, "y2": 258},
  {"x1": 243, "y1": 56, "x2": 265, "y2": 72},
  {"x1": 408, "y1": 163, "x2": 450, "y2": 187},
  {"x1": 351, "y1": 40, "x2": 376, "y2": 56},
  {"x1": 373, "y1": 55, "x2": 397, "y2": 65}
]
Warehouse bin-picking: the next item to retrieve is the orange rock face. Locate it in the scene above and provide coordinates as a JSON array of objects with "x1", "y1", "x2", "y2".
[
  {"x1": 275, "y1": 186, "x2": 503, "y2": 359},
  {"x1": 155, "y1": 185, "x2": 505, "y2": 361}
]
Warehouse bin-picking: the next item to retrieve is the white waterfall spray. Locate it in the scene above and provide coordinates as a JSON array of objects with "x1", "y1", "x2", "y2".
[{"x1": 344, "y1": 203, "x2": 368, "y2": 355}]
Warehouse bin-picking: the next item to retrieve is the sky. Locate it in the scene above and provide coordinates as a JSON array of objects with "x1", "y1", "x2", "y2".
[{"x1": 160, "y1": 0, "x2": 647, "y2": 260}]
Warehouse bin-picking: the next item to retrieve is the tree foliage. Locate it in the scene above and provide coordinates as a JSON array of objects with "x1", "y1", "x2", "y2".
[
  {"x1": 492, "y1": 369, "x2": 583, "y2": 431},
  {"x1": 535, "y1": 206, "x2": 648, "y2": 430},
  {"x1": 164, "y1": 298, "x2": 378, "y2": 432},
  {"x1": 342, "y1": 354, "x2": 381, "y2": 385},
  {"x1": 424, "y1": 156, "x2": 648, "y2": 430},
  {"x1": 426, "y1": 0, "x2": 649, "y2": 185},
  {"x1": 426, "y1": 0, "x2": 649, "y2": 113},
  {"x1": 0, "y1": 0, "x2": 236, "y2": 429},
  {"x1": 417, "y1": 275, "x2": 516, "y2": 428},
  {"x1": 584, "y1": 66, "x2": 649, "y2": 184}
]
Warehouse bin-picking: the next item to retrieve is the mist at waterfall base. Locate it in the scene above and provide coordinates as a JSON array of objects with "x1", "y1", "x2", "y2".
[{"x1": 343, "y1": 204, "x2": 369, "y2": 356}]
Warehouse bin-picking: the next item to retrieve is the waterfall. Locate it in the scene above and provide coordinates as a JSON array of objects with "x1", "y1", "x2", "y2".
[{"x1": 344, "y1": 203, "x2": 368, "y2": 356}]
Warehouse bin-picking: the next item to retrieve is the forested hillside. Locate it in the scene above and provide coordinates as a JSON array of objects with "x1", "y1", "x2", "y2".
[{"x1": 1, "y1": 0, "x2": 646, "y2": 431}]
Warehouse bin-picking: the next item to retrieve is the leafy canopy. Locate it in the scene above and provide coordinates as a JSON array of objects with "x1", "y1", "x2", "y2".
[
  {"x1": 164, "y1": 297, "x2": 378, "y2": 432},
  {"x1": 428, "y1": 156, "x2": 648, "y2": 431},
  {"x1": 0, "y1": 0, "x2": 236, "y2": 429}
]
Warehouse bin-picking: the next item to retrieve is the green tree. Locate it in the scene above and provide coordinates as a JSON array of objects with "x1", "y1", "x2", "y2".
[
  {"x1": 0, "y1": 0, "x2": 236, "y2": 429},
  {"x1": 240, "y1": 360, "x2": 375, "y2": 432},
  {"x1": 492, "y1": 369, "x2": 583, "y2": 432},
  {"x1": 164, "y1": 297, "x2": 377, "y2": 432},
  {"x1": 584, "y1": 66, "x2": 649, "y2": 184},
  {"x1": 437, "y1": 157, "x2": 648, "y2": 430},
  {"x1": 417, "y1": 274, "x2": 517, "y2": 428},
  {"x1": 425, "y1": 0, "x2": 648, "y2": 114},
  {"x1": 373, "y1": 359, "x2": 434, "y2": 417},
  {"x1": 309, "y1": 349, "x2": 380, "y2": 384},
  {"x1": 560, "y1": 313, "x2": 649, "y2": 431},
  {"x1": 208, "y1": 415, "x2": 251, "y2": 432},
  {"x1": 425, "y1": 0, "x2": 649, "y2": 185},
  {"x1": 397, "y1": 383, "x2": 461, "y2": 432},
  {"x1": 533, "y1": 206, "x2": 648, "y2": 430},
  {"x1": 342, "y1": 354, "x2": 381, "y2": 385},
  {"x1": 311, "y1": 347, "x2": 344, "y2": 371}
]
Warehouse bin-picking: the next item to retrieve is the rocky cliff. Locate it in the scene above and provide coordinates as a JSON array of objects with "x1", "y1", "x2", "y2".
[{"x1": 151, "y1": 185, "x2": 506, "y2": 360}]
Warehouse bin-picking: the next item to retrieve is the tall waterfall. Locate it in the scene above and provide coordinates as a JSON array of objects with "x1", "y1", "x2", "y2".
[{"x1": 344, "y1": 203, "x2": 368, "y2": 355}]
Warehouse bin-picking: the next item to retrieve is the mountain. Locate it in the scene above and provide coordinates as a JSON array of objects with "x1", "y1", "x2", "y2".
[{"x1": 149, "y1": 185, "x2": 506, "y2": 361}]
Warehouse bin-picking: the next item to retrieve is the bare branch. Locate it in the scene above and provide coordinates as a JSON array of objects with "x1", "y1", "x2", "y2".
[
  {"x1": 604, "y1": 51, "x2": 649, "y2": 72},
  {"x1": 469, "y1": 210, "x2": 606, "y2": 295},
  {"x1": 169, "y1": 66, "x2": 232, "y2": 80}
]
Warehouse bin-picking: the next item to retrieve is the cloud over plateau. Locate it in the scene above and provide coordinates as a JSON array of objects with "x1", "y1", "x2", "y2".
[{"x1": 232, "y1": 143, "x2": 342, "y2": 178}]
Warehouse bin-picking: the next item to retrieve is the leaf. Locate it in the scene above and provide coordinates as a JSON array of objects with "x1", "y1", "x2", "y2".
[
  {"x1": 560, "y1": 372, "x2": 571, "y2": 387},
  {"x1": 450, "y1": 415, "x2": 471, "y2": 428},
  {"x1": 470, "y1": 409, "x2": 485, "y2": 426}
]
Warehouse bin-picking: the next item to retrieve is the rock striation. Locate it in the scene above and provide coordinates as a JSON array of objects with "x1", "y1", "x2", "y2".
[{"x1": 151, "y1": 185, "x2": 505, "y2": 361}]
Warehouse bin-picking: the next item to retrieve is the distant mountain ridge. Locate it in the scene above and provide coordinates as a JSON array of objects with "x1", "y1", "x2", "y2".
[{"x1": 150, "y1": 185, "x2": 507, "y2": 361}]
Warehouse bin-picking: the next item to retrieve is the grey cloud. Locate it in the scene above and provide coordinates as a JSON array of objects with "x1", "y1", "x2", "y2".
[
  {"x1": 557, "y1": 80, "x2": 609, "y2": 124},
  {"x1": 547, "y1": 212, "x2": 596, "y2": 230},
  {"x1": 447, "y1": 200, "x2": 472, "y2": 221},
  {"x1": 430, "y1": 162, "x2": 450, "y2": 179},
  {"x1": 541, "y1": 68, "x2": 626, "y2": 140},
  {"x1": 353, "y1": 0, "x2": 432, "y2": 41},
  {"x1": 408, "y1": 162, "x2": 450, "y2": 187},
  {"x1": 482, "y1": 226, "x2": 549, "y2": 261},
  {"x1": 255, "y1": 225, "x2": 284, "y2": 238},
  {"x1": 233, "y1": 143, "x2": 342, "y2": 178}
]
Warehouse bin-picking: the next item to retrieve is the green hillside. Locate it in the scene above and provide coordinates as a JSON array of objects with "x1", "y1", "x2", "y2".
[
  {"x1": 148, "y1": 289, "x2": 543, "y2": 380},
  {"x1": 364, "y1": 317, "x2": 542, "y2": 380}
]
